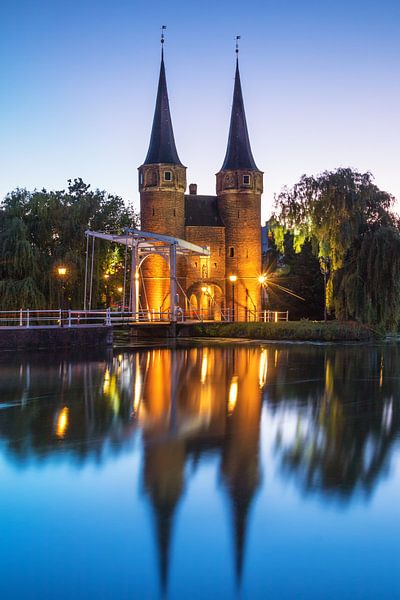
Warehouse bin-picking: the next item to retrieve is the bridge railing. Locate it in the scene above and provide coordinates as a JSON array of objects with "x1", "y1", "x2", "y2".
[
  {"x1": 0, "y1": 309, "x2": 114, "y2": 328},
  {"x1": 0, "y1": 308, "x2": 289, "y2": 327}
]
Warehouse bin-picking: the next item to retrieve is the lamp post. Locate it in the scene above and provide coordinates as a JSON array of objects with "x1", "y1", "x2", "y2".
[
  {"x1": 229, "y1": 275, "x2": 237, "y2": 321},
  {"x1": 258, "y1": 274, "x2": 267, "y2": 319},
  {"x1": 57, "y1": 266, "x2": 67, "y2": 309},
  {"x1": 56, "y1": 266, "x2": 68, "y2": 326}
]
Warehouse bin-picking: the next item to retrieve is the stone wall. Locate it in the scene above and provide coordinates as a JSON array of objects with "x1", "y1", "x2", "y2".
[{"x1": 0, "y1": 326, "x2": 113, "y2": 350}]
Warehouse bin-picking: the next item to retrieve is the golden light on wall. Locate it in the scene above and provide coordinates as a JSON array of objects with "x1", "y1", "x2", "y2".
[
  {"x1": 228, "y1": 376, "x2": 238, "y2": 414},
  {"x1": 56, "y1": 407, "x2": 69, "y2": 438}
]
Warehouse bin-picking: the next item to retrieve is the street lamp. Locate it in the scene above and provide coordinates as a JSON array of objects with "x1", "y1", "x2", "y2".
[
  {"x1": 258, "y1": 274, "x2": 268, "y2": 314},
  {"x1": 56, "y1": 266, "x2": 68, "y2": 310},
  {"x1": 229, "y1": 275, "x2": 237, "y2": 321}
]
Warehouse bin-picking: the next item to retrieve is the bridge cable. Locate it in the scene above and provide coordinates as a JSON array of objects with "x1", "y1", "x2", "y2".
[
  {"x1": 89, "y1": 235, "x2": 95, "y2": 310},
  {"x1": 83, "y1": 233, "x2": 89, "y2": 311}
]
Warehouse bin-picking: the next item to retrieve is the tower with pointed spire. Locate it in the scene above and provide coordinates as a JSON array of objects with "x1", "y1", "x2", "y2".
[
  {"x1": 216, "y1": 50, "x2": 263, "y2": 321},
  {"x1": 138, "y1": 35, "x2": 186, "y2": 313},
  {"x1": 138, "y1": 37, "x2": 264, "y2": 321}
]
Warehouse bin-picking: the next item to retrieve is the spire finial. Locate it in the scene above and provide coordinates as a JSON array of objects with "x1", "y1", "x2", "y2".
[
  {"x1": 161, "y1": 25, "x2": 166, "y2": 47},
  {"x1": 235, "y1": 35, "x2": 241, "y2": 56}
]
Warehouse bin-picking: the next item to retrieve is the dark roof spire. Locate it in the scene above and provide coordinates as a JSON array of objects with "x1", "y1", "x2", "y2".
[
  {"x1": 143, "y1": 32, "x2": 183, "y2": 166},
  {"x1": 221, "y1": 51, "x2": 258, "y2": 171}
]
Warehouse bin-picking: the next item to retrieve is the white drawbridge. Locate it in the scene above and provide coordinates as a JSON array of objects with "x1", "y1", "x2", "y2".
[{"x1": 84, "y1": 228, "x2": 211, "y2": 322}]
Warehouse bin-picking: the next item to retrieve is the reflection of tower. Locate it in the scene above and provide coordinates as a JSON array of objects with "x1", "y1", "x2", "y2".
[
  {"x1": 141, "y1": 349, "x2": 185, "y2": 595},
  {"x1": 143, "y1": 440, "x2": 185, "y2": 594},
  {"x1": 221, "y1": 348, "x2": 263, "y2": 585},
  {"x1": 138, "y1": 46, "x2": 186, "y2": 313}
]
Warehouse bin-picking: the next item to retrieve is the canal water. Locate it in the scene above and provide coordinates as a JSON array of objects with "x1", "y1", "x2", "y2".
[{"x1": 0, "y1": 341, "x2": 399, "y2": 599}]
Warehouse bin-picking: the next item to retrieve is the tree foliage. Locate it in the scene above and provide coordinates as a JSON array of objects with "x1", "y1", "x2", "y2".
[
  {"x1": 273, "y1": 168, "x2": 400, "y2": 329},
  {"x1": 334, "y1": 227, "x2": 400, "y2": 330},
  {"x1": 264, "y1": 231, "x2": 324, "y2": 320},
  {"x1": 0, "y1": 179, "x2": 137, "y2": 309}
]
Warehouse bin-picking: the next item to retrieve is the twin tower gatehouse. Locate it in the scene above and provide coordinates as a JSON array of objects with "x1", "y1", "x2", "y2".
[{"x1": 138, "y1": 46, "x2": 263, "y2": 321}]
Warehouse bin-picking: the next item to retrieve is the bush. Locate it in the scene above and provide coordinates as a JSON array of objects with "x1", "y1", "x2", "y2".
[{"x1": 181, "y1": 321, "x2": 380, "y2": 342}]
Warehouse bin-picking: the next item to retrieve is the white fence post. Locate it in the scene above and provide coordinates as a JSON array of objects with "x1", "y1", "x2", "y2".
[
  {"x1": 26, "y1": 309, "x2": 30, "y2": 328},
  {"x1": 59, "y1": 309, "x2": 62, "y2": 327},
  {"x1": 68, "y1": 310, "x2": 72, "y2": 327},
  {"x1": 20, "y1": 309, "x2": 23, "y2": 327}
]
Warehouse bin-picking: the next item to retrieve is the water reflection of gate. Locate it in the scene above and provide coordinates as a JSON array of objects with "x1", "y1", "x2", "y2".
[{"x1": 0, "y1": 344, "x2": 399, "y2": 594}]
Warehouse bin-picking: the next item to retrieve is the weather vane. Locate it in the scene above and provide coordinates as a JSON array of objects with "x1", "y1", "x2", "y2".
[
  {"x1": 161, "y1": 25, "x2": 166, "y2": 45},
  {"x1": 235, "y1": 35, "x2": 241, "y2": 55}
]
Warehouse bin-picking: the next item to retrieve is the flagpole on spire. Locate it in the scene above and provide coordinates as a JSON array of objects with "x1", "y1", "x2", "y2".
[
  {"x1": 235, "y1": 35, "x2": 241, "y2": 56},
  {"x1": 161, "y1": 25, "x2": 166, "y2": 57}
]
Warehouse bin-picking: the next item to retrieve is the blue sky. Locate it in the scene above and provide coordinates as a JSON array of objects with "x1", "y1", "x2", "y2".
[{"x1": 1, "y1": 0, "x2": 399, "y2": 219}]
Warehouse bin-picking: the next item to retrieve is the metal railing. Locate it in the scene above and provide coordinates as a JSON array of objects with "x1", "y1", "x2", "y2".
[
  {"x1": 0, "y1": 308, "x2": 289, "y2": 328},
  {"x1": 0, "y1": 309, "x2": 113, "y2": 328},
  {"x1": 260, "y1": 310, "x2": 289, "y2": 322}
]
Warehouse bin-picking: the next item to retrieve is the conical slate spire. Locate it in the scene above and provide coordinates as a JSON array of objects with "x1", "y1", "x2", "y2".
[
  {"x1": 221, "y1": 59, "x2": 258, "y2": 171},
  {"x1": 143, "y1": 49, "x2": 183, "y2": 166}
]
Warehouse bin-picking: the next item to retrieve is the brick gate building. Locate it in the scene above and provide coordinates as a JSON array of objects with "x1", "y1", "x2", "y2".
[{"x1": 138, "y1": 46, "x2": 264, "y2": 321}]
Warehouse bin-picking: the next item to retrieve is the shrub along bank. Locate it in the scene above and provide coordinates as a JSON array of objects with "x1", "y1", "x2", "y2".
[{"x1": 179, "y1": 321, "x2": 381, "y2": 342}]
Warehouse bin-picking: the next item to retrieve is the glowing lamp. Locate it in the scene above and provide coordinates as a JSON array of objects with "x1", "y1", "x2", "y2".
[{"x1": 229, "y1": 275, "x2": 237, "y2": 283}]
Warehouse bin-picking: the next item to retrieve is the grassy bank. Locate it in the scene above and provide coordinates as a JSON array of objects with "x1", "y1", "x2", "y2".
[{"x1": 179, "y1": 320, "x2": 381, "y2": 342}]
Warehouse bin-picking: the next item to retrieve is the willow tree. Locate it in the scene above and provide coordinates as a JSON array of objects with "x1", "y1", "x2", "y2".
[
  {"x1": 334, "y1": 226, "x2": 400, "y2": 330},
  {"x1": 0, "y1": 189, "x2": 45, "y2": 308},
  {"x1": 273, "y1": 168, "x2": 399, "y2": 328}
]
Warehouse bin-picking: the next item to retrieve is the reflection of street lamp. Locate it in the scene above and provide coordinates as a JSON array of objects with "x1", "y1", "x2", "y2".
[{"x1": 229, "y1": 275, "x2": 237, "y2": 321}]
